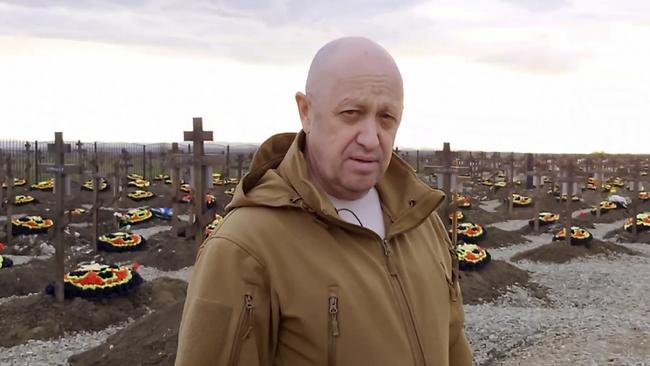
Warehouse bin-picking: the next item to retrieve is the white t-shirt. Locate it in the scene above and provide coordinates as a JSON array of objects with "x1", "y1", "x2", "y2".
[{"x1": 326, "y1": 187, "x2": 386, "y2": 239}]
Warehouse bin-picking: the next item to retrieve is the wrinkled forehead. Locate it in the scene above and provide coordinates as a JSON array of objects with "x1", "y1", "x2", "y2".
[{"x1": 309, "y1": 65, "x2": 403, "y2": 109}]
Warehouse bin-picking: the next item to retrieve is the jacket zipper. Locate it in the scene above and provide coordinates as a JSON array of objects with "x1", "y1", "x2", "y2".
[
  {"x1": 381, "y1": 239, "x2": 427, "y2": 366},
  {"x1": 328, "y1": 289, "x2": 340, "y2": 366},
  {"x1": 227, "y1": 292, "x2": 254, "y2": 366}
]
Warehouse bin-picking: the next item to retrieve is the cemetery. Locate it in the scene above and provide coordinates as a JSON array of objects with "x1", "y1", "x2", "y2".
[{"x1": 1, "y1": 121, "x2": 649, "y2": 365}]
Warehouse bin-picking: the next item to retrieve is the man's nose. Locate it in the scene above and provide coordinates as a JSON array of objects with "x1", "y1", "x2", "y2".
[{"x1": 355, "y1": 117, "x2": 380, "y2": 150}]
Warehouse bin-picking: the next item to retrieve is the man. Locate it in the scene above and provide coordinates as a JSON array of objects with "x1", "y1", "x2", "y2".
[{"x1": 175, "y1": 37, "x2": 472, "y2": 366}]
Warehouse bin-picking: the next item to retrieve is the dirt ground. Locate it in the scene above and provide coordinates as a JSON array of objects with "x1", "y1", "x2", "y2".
[
  {"x1": 0, "y1": 258, "x2": 52, "y2": 297},
  {"x1": 460, "y1": 260, "x2": 549, "y2": 305},
  {"x1": 479, "y1": 227, "x2": 530, "y2": 249},
  {"x1": 69, "y1": 300, "x2": 184, "y2": 366},
  {"x1": 511, "y1": 239, "x2": 641, "y2": 263},
  {"x1": 0, "y1": 277, "x2": 187, "y2": 348}
]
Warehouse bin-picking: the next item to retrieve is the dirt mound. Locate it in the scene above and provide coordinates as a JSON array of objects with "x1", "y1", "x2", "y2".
[
  {"x1": 69, "y1": 300, "x2": 183, "y2": 366},
  {"x1": 590, "y1": 207, "x2": 632, "y2": 223},
  {"x1": 459, "y1": 260, "x2": 548, "y2": 305},
  {"x1": 605, "y1": 228, "x2": 650, "y2": 244},
  {"x1": 479, "y1": 227, "x2": 530, "y2": 249},
  {"x1": 0, "y1": 277, "x2": 187, "y2": 348},
  {"x1": 0, "y1": 258, "x2": 52, "y2": 297},
  {"x1": 95, "y1": 230, "x2": 199, "y2": 271},
  {"x1": 511, "y1": 239, "x2": 641, "y2": 264}
]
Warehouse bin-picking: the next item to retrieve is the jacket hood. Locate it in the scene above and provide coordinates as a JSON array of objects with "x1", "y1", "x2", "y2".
[{"x1": 226, "y1": 131, "x2": 446, "y2": 237}]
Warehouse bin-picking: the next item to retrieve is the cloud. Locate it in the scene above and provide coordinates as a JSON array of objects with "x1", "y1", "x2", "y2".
[
  {"x1": 0, "y1": 0, "x2": 644, "y2": 74},
  {"x1": 501, "y1": 0, "x2": 570, "y2": 12},
  {"x1": 477, "y1": 44, "x2": 585, "y2": 74}
]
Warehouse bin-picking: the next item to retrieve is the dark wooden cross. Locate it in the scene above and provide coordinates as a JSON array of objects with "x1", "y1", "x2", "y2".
[
  {"x1": 224, "y1": 145, "x2": 231, "y2": 179},
  {"x1": 183, "y1": 118, "x2": 221, "y2": 249},
  {"x1": 616, "y1": 158, "x2": 645, "y2": 235},
  {"x1": 43, "y1": 132, "x2": 81, "y2": 303},
  {"x1": 0, "y1": 151, "x2": 14, "y2": 247},
  {"x1": 236, "y1": 154, "x2": 244, "y2": 179},
  {"x1": 24, "y1": 141, "x2": 33, "y2": 183},
  {"x1": 422, "y1": 142, "x2": 470, "y2": 222},
  {"x1": 557, "y1": 157, "x2": 594, "y2": 246},
  {"x1": 529, "y1": 158, "x2": 557, "y2": 234},
  {"x1": 116, "y1": 149, "x2": 133, "y2": 207},
  {"x1": 75, "y1": 140, "x2": 85, "y2": 171}
]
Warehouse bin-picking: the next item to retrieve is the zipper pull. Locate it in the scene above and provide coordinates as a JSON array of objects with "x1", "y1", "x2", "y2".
[
  {"x1": 245, "y1": 294, "x2": 253, "y2": 310},
  {"x1": 241, "y1": 294, "x2": 254, "y2": 340},
  {"x1": 381, "y1": 240, "x2": 398, "y2": 275},
  {"x1": 329, "y1": 295, "x2": 340, "y2": 337}
]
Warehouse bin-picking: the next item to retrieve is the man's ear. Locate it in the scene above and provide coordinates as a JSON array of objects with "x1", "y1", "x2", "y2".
[{"x1": 295, "y1": 92, "x2": 311, "y2": 133}]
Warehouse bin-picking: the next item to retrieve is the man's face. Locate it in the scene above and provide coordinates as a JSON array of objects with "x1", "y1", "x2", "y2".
[{"x1": 299, "y1": 72, "x2": 403, "y2": 200}]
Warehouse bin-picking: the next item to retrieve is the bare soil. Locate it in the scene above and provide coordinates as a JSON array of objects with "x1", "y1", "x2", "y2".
[
  {"x1": 511, "y1": 239, "x2": 641, "y2": 264},
  {"x1": 0, "y1": 277, "x2": 187, "y2": 348},
  {"x1": 459, "y1": 260, "x2": 549, "y2": 305},
  {"x1": 69, "y1": 300, "x2": 184, "y2": 366}
]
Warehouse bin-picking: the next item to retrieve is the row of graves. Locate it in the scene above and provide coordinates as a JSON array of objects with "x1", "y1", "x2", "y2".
[
  {"x1": 423, "y1": 145, "x2": 648, "y2": 305},
  {"x1": 0, "y1": 119, "x2": 250, "y2": 364}
]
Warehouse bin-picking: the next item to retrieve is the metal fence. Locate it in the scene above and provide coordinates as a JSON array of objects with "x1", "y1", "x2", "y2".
[{"x1": 0, "y1": 139, "x2": 252, "y2": 183}]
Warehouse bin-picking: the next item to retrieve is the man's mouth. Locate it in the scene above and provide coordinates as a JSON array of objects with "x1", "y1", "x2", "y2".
[{"x1": 351, "y1": 157, "x2": 378, "y2": 163}]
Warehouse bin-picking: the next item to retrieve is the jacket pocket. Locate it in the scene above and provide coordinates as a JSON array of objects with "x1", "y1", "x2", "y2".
[
  {"x1": 227, "y1": 288, "x2": 257, "y2": 366},
  {"x1": 328, "y1": 286, "x2": 340, "y2": 366}
]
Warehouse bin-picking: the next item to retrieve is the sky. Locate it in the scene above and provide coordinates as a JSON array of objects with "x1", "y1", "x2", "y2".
[{"x1": 1, "y1": 0, "x2": 649, "y2": 154}]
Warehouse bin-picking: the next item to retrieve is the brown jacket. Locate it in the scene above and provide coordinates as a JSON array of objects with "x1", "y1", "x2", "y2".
[{"x1": 175, "y1": 132, "x2": 472, "y2": 366}]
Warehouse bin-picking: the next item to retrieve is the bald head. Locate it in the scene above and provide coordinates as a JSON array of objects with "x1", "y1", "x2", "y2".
[
  {"x1": 295, "y1": 37, "x2": 405, "y2": 200},
  {"x1": 305, "y1": 37, "x2": 403, "y2": 98}
]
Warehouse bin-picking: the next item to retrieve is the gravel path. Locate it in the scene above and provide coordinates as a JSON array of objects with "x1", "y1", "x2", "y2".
[
  {"x1": 479, "y1": 199, "x2": 501, "y2": 213},
  {"x1": 138, "y1": 265, "x2": 192, "y2": 283},
  {"x1": 0, "y1": 323, "x2": 128, "y2": 366},
  {"x1": 464, "y1": 226, "x2": 650, "y2": 365},
  {"x1": 486, "y1": 219, "x2": 530, "y2": 232}
]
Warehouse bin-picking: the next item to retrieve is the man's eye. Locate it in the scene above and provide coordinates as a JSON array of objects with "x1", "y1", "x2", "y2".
[
  {"x1": 381, "y1": 113, "x2": 396, "y2": 122},
  {"x1": 342, "y1": 110, "x2": 358, "y2": 116}
]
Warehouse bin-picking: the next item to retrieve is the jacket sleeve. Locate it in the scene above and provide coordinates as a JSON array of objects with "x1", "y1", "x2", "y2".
[{"x1": 175, "y1": 237, "x2": 275, "y2": 366}]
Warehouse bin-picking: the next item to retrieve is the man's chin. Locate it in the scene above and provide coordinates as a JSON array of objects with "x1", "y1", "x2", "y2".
[{"x1": 340, "y1": 178, "x2": 379, "y2": 196}]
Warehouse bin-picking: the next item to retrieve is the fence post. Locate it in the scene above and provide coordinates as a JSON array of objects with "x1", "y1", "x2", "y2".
[
  {"x1": 34, "y1": 140, "x2": 40, "y2": 183},
  {"x1": 142, "y1": 145, "x2": 147, "y2": 179}
]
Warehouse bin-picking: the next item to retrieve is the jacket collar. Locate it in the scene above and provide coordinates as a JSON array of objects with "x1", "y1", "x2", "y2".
[{"x1": 229, "y1": 131, "x2": 446, "y2": 238}]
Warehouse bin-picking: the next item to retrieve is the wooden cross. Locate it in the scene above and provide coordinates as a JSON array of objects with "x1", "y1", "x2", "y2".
[
  {"x1": 504, "y1": 153, "x2": 518, "y2": 216},
  {"x1": 449, "y1": 175, "x2": 471, "y2": 245},
  {"x1": 530, "y1": 158, "x2": 556, "y2": 234},
  {"x1": 224, "y1": 145, "x2": 231, "y2": 179},
  {"x1": 578, "y1": 157, "x2": 608, "y2": 219},
  {"x1": 75, "y1": 140, "x2": 86, "y2": 172},
  {"x1": 236, "y1": 153, "x2": 244, "y2": 179},
  {"x1": 422, "y1": 142, "x2": 470, "y2": 220},
  {"x1": 34, "y1": 141, "x2": 41, "y2": 183},
  {"x1": 43, "y1": 132, "x2": 81, "y2": 303},
  {"x1": 556, "y1": 157, "x2": 594, "y2": 246},
  {"x1": 616, "y1": 158, "x2": 645, "y2": 235},
  {"x1": 115, "y1": 149, "x2": 133, "y2": 207},
  {"x1": 24, "y1": 141, "x2": 33, "y2": 183},
  {"x1": 183, "y1": 118, "x2": 221, "y2": 249},
  {"x1": 0, "y1": 151, "x2": 14, "y2": 247}
]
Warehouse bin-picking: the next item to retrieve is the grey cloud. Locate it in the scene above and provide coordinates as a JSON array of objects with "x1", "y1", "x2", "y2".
[{"x1": 0, "y1": 0, "x2": 429, "y2": 63}]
